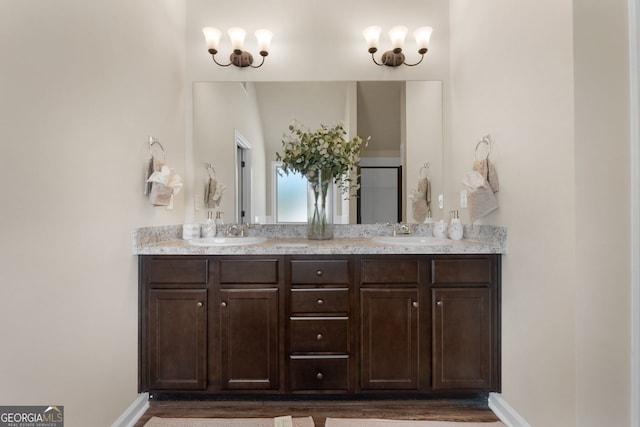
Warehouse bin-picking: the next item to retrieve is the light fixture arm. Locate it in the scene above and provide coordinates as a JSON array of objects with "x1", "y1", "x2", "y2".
[
  {"x1": 207, "y1": 49, "x2": 268, "y2": 68},
  {"x1": 369, "y1": 48, "x2": 427, "y2": 67}
]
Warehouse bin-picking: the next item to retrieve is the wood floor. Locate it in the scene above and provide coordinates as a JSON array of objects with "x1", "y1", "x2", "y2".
[{"x1": 134, "y1": 397, "x2": 499, "y2": 427}]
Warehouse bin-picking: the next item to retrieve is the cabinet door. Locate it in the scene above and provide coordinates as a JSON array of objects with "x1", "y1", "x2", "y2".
[
  {"x1": 220, "y1": 288, "x2": 279, "y2": 390},
  {"x1": 432, "y1": 288, "x2": 491, "y2": 390},
  {"x1": 147, "y1": 289, "x2": 207, "y2": 390},
  {"x1": 360, "y1": 288, "x2": 419, "y2": 390}
]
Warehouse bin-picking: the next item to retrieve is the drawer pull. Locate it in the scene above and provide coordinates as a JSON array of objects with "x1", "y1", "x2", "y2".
[
  {"x1": 412, "y1": 301, "x2": 418, "y2": 308},
  {"x1": 316, "y1": 333, "x2": 323, "y2": 341},
  {"x1": 221, "y1": 301, "x2": 227, "y2": 307},
  {"x1": 316, "y1": 299, "x2": 324, "y2": 305},
  {"x1": 316, "y1": 270, "x2": 324, "y2": 277},
  {"x1": 316, "y1": 372, "x2": 324, "y2": 380},
  {"x1": 436, "y1": 300, "x2": 442, "y2": 307},
  {"x1": 196, "y1": 302, "x2": 203, "y2": 307}
]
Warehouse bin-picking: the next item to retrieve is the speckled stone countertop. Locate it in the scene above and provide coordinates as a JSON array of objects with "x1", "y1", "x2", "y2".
[{"x1": 133, "y1": 224, "x2": 507, "y2": 255}]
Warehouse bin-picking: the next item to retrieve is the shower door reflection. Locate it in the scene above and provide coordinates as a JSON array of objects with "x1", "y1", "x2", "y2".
[{"x1": 357, "y1": 166, "x2": 402, "y2": 224}]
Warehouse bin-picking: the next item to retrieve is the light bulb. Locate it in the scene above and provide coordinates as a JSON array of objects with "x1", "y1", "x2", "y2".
[
  {"x1": 388, "y1": 26, "x2": 408, "y2": 51},
  {"x1": 363, "y1": 26, "x2": 382, "y2": 52},
  {"x1": 255, "y1": 29, "x2": 273, "y2": 55},
  {"x1": 227, "y1": 27, "x2": 246, "y2": 53},
  {"x1": 414, "y1": 26, "x2": 433, "y2": 54},
  {"x1": 202, "y1": 27, "x2": 222, "y2": 53}
]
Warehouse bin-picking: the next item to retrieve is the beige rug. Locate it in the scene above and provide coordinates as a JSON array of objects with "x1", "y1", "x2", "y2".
[
  {"x1": 325, "y1": 420, "x2": 506, "y2": 427},
  {"x1": 144, "y1": 416, "x2": 315, "y2": 427}
]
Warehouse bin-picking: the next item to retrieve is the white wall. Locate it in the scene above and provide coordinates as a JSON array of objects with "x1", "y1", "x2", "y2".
[
  {"x1": 193, "y1": 82, "x2": 267, "y2": 222},
  {"x1": 0, "y1": 1, "x2": 185, "y2": 426},
  {"x1": 450, "y1": 1, "x2": 631, "y2": 427},
  {"x1": 186, "y1": 0, "x2": 450, "y2": 83},
  {"x1": 573, "y1": 0, "x2": 630, "y2": 425}
]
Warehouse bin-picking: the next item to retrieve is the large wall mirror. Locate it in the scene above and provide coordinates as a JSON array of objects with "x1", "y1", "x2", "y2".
[{"x1": 191, "y1": 81, "x2": 443, "y2": 224}]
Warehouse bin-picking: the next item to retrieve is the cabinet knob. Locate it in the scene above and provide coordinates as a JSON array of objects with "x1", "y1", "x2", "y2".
[
  {"x1": 316, "y1": 270, "x2": 323, "y2": 276},
  {"x1": 436, "y1": 300, "x2": 443, "y2": 307},
  {"x1": 221, "y1": 301, "x2": 227, "y2": 307},
  {"x1": 316, "y1": 333, "x2": 323, "y2": 341},
  {"x1": 316, "y1": 372, "x2": 324, "y2": 380},
  {"x1": 316, "y1": 299, "x2": 324, "y2": 305},
  {"x1": 196, "y1": 302, "x2": 203, "y2": 307},
  {"x1": 412, "y1": 301, "x2": 418, "y2": 308}
]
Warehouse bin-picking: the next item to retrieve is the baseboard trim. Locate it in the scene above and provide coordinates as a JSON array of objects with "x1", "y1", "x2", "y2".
[
  {"x1": 488, "y1": 392, "x2": 531, "y2": 427},
  {"x1": 111, "y1": 393, "x2": 149, "y2": 427}
]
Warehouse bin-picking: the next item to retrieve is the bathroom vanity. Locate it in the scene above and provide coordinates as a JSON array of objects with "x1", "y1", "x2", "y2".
[{"x1": 135, "y1": 225, "x2": 505, "y2": 399}]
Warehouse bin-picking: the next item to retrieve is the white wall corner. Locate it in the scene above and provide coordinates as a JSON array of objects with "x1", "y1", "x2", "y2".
[
  {"x1": 489, "y1": 393, "x2": 532, "y2": 427},
  {"x1": 111, "y1": 393, "x2": 149, "y2": 427}
]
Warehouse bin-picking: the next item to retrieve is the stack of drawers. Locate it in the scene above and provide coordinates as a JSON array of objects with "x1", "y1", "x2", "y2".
[{"x1": 287, "y1": 258, "x2": 352, "y2": 392}]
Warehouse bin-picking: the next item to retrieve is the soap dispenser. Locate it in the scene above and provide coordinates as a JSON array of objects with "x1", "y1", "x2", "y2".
[
  {"x1": 202, "y1": 211, "x2": 216, "y2": 238},
  {"x1": 448, "y1": 210, "x2": 464, "y2": 241},
  {"x1": 215, "y1": 211, "x2": 224, "y2": 236}
]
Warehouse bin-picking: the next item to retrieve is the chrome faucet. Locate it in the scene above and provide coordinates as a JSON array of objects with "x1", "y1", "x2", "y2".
[
  {"x1": 226, "y1": 224, "x2": 245, "y2": 237},
  {"x1": 393, "y1": 223, "x2": 412, "y2": 236}
]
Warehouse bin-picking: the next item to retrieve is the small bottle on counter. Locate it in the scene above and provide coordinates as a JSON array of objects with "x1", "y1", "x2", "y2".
[
  {"x1": 448, "y1": 210, "x2": 464, "y2": 240},
  {"x1": 215, "y1": 211, "x2": 224, "y2": 236},
  {"x1": 202, "y1": 211, "x2": 216, "y2": 238},
  {"x1": 433, "y1": 220, "x2": 448, "y2": 239}
]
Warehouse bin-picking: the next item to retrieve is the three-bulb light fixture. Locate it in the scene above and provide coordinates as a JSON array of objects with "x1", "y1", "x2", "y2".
[
  {"x1": 202, "y1": 27, "x2": 273, "y2": 68},
  {"x1": 363, "y1": 25, "x2": 433, "y2": 67}
]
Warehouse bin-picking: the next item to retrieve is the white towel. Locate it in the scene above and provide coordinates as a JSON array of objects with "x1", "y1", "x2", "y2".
[
  {"x1": 147, "y1": 165, "x2": 183, "y2": 209},
  {"x1": 462, "y1": 171, "x2": 498, "y2": 223},
  {"x1": 409, "y1": 177, "x2": 431, "y2": 223},
  {"x1": 473, "y1": 158, "x2": 499, "y2": 193}
]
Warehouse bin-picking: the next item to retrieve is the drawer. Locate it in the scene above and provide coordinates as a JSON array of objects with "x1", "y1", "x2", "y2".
[
  {"x1": 219, "y1": 259, "x2": 279, "y2": 284},
  {"x1": 289, "y1": 356, "x2": 349, "y2": 390},
  {"x1": 291, "y1": 260, "x2": 349, "y2": 284},
  {"x1": 291, "y1": 288, "x2": 349, "y2": 314},
  {"x1": 147, "y1": 258, "x2": 208, "y2": 284},
  {"x1": 290, "y1": 318, "x2": 349, "y2": 353},
  {"x1": 432, "y1": 257, "x2": 492, "y2": 285},
  {"x1": 360, "y1": 258, "x2": 420, "y2": 284}
]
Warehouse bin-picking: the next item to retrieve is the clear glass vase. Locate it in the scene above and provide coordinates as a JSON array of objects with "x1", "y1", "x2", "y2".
[{"x1": 307, "y1": 170, "x2": 333, "y2": 240}]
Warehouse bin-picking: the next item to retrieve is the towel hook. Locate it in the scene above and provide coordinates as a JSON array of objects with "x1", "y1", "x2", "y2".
[
  {"x1": 419, "y1": 162, "x2": 430, "y2": 178},
  {"x1": 474, "y1": 134, "x2": 492, "y2": 160},
  {"x1": 148, "y1": 136, "x2": 166, "y2": 161},
  {"x1": 206, "y1": 162, "x2": 217, "y2": 179}
]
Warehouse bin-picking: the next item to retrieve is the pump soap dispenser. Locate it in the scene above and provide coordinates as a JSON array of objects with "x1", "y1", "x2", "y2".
[
  {"x1": 202, "y1": 211, "x2": 216, "y2": 238},
  {"x1": 448, "y1": 210, "x2": 464, "y2": 240}
]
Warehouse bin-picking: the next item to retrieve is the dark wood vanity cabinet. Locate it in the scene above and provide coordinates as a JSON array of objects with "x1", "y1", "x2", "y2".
[
  {"x1": 139, "y1": 258, "x2": 209, "y2": 391},
  {"x1": 359, "y1": 256, "x2": 425, "y2": 391},
  {"x1": 430, "y1": 256, "x2": 501, "y2": 392},
  {"x1": 286, "y1": 257, "x2": 353, "y2": 393},
  {"x1": 139, "y1": 253, "x2": 500, "y2": 397}
]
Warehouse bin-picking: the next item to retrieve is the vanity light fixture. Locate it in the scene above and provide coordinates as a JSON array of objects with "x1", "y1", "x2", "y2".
[
  {"x1": 363, "y1": 25, "x2": 433, "y2": 67},
  {"x1": 202, "y1": 27, "x2": 273, "y2": 68}
]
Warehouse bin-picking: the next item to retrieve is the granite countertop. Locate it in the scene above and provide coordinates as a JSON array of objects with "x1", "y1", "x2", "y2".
[{"x1": 133, "y1": 224, "x2": 507, "y2": 255}]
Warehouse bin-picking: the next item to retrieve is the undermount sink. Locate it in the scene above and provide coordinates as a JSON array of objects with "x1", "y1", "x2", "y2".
[
  {"x1": 372, "y1": 235, "x2": 451, "y2": 246},
  {"x1": 188, "y1": 236, "x2": 267, "y2": 247}
]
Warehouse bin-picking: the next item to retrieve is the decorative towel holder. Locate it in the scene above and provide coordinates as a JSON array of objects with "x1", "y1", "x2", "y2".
[
  {"x1": 419, "y1": 162, "x2": 430, "y2": 178},
  {"x1": 475, "y1": 135, "x2": 492, "y2": 160},
  {"x1": 148, "y1": 136, "x2": 166, "y2": 161},
  {"x1": 206, "y1": 162, "x2": 216, "y2": 179}
]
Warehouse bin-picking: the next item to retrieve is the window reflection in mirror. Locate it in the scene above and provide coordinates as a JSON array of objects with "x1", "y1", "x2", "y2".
[{"x1": 273, "y1": 163, "x2": 307, "y2": 223}]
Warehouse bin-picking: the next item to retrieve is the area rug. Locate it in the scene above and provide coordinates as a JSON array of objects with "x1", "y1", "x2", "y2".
[
  {"x1": 324, "y1": 420, "x2": 506, "y2": 427},
  {"x1": 144, "y1": 416, "x2": 315, "y2": 427}
]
